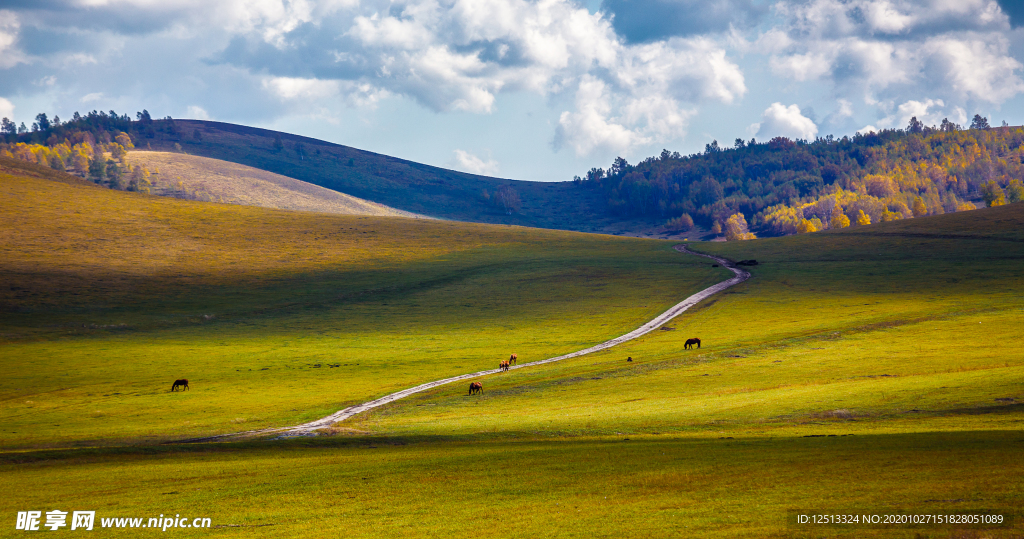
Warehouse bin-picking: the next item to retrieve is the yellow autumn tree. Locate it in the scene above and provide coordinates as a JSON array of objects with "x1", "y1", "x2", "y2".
[
  {"x1": 879, "y1": 209, "x2": 903, "y2": 222},
  {"x1": 980, "y1": 180, "x2": 1006, "y2": 207},
  {"x1": 114, "y1": 132, "x2": 134, "y2": 150},
  {"x1": 1006, "y1": 179, "x2": 1024, "y2": 203},
  {"x1": 912, "y1": 196, "x2": 927, "y2": 217},
  {"x1": 128, "y1": 164, "x2": 152, "y2": 193},
  {"x1": 856, "y1": 209, "x2": 871, "y2": 226},
  {"x1": 796, "y1": 218, "x2": 818, "y2": 233},
  {"x1": 724, "y1": 213, "x2": 756, "y2": 240},
  {"x1": 830, "y1": 211, "x2": 851, "y2": 229}
]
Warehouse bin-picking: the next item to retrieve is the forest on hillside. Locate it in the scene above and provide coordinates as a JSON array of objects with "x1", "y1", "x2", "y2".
[
  {"x1": 5, "y1": 109, "x2": 1024, "y2": 239},
  {"x1": 0, "y1": 110, "x2": 178, "y2": 194},
  {"x1": 576, "y1": 115, "x2": 1024, "y2": 239}
]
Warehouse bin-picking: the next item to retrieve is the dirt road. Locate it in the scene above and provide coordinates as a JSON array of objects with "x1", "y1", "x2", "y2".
[{"x1": 181, "y1": 245, "x2": 749, "y2": 442}]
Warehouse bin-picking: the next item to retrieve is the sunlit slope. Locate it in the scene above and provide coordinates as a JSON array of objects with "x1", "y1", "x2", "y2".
[
  {"x1": 0, "y1": 165, "x2": 724, "y2": 448},
  {"x1": 145, "y1": 120, "x2": 631, "y2": 234},
  {"x1": 350, "y1": 203, "x2": 1024, "y2": 438},
  {"x1": 128, "y1": 150, "x2": 421, "y2": 218}
]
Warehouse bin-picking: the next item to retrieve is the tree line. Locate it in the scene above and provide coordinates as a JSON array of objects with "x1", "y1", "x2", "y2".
[
  {"x1": 575, "y1": 114, "x2": 1024, "y2": 238},
  {"x1": 0, "y1": 109, "x2": 182, "y2": 193}
]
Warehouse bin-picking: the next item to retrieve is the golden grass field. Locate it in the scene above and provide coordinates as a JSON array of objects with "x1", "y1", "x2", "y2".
[
  {"x1": 1, "y1": 155, "x2": 1022, "y2": 538},
  {"x1": 127, "y1": 150, "x2": 421, "y2": 217}
]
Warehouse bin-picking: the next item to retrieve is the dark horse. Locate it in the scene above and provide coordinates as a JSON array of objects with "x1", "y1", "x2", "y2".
[
  {"x1": 171, "y1": 379, "x2": 189, "y2": 391},
  {"x1": 469, "y1": 382, "x2": 482, "y2": 395},
  {"x1": 509, "y1": 353, "x2": 517, "y2": 365},
  {"x1": 684, "y1": 338, "x2": 701, "y2": 350}
]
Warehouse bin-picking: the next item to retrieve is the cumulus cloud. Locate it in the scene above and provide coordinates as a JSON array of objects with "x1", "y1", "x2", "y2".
[
  {"x1": 6, "y1": 0, "x2": 1022, "y2": 167},
  {"x1": 767, "y1": 0, "x2": 1024, "y2": 107},
  {"x1": 553, "y1": 37, "x2": 742, "y2": 156},
  {"x1": 0, "y1": 10, "x2": 27, "y2": 69},
  {"x1": 0, "y1": 96, "x2": 14, "y2": 120},
  {"x1": 873, "y1": 98, "x2": 969, "y2": 129},
  {"x1": 452, "y1": 149, "x2": 500, "y2": 175},
  {"x1": 825, "y1": 98, "x2": 854, "y2": 125},
  {"x1": 186, "y1": 105, "x2": 210, "y2": 120},
  {"x1": 754, "y1": 103, "x2": 818, "y2": 140},
  {"x1": 553, "y1": 75, "x2": 651, "y2": 156},
  {"x1": 0, "y1": 0, "x2": 749, "y2": 157}
]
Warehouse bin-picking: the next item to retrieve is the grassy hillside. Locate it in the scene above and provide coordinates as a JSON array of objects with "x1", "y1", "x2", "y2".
[
  {"x1": 126, "y1": 151, "x2": 421, "y2": 217},
  {"x1": 150, "y1": 119, "x2": 646, "y2": 234},
  {"x1": 9, "y1": 111, "x2": 1024, "y2": 241},
  {"x1": 354, "y1": 203, "x2": 1024, "y2": 440},
  {"x1": 0, "y1": 162, "x2": 722, "y2": 448},
  {"x1": 2, "y1": 158, "x2": 1021, "y2": 537},
  {"x1": 3, "y1": 113, "x2": 685, "y2": 236}
]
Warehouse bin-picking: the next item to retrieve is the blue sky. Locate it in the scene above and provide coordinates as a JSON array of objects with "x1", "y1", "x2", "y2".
[{"x1": 3, "y1": 0, "x2": 1024, "y2": 181}]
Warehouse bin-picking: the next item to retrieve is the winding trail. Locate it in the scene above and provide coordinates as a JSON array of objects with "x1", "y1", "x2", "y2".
[{"x1": 180, "y1": 245, "x2": 749, "y2": 443}]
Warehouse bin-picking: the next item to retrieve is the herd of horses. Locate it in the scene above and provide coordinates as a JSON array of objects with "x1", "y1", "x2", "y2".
[
  {"x1": 170, "y1": 339, "x2": 703, "y2": 397},
  {"x1": 466, "y1": 340, "x2": 700, "y2": 395}
]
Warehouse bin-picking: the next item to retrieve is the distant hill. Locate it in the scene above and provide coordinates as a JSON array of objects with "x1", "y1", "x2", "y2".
[
  {"x1": 9, "y1": 110, "x2": 1022, "y2": 240},
  {"x1": 127, "y1": 151, "x2": 423, "y2": 218},
  {"x1": 577, "y1": 124, "x2": 1024, "y2": 238},
  {"x1": 140, "y1": 119, "x2": 668, "y2": 236}
]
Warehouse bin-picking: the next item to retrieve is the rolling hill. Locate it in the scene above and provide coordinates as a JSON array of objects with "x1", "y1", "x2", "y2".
[
  {"x1": 11, "y1": 111, "x2": 1021, "y2": 243},
  {"x1": 145, "y1": 119, "x2": 659, "y2": 235},
  {"x1": 126, "y1": 150, "x2": 422, "y2": 218},
  {"x1": 2, "y1": 154, "x2": 1022, "y2": 537}
]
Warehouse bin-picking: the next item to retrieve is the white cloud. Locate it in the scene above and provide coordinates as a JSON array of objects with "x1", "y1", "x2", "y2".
[
  {"x1": 766, "y1": 0, "x2": 1024, "y2": 110},
  {"x1": 857, "y1": 125, "x2": 878, "y2": 134},
  {"x1": 554, "y1": 75, "x2": 650, "y2": 156},
  {"x1": 0, "y1": 0, "x2": 749, "y2": 159},
  {"x1": 880, "y1": 98, "x2": 945, "y2": 129},
  {"x1": 263, "y1": 77, "x2": 341, "y2": 100},
  {"x1": 756, "y1": 103, "x2": 818, "y2": 140},
  {"x1": 335, "y1": 0, "x2": 742, "y2": 151},
  {"x1": 922, "y1": 36, "x2": 1024, "y2": 103},
  {"x1": 81, "y1": 92, "x2": 104, "y2": 103},
  {"x1": 0, "y1": 10, "x2": 26, "y2": 69},
  {"x1": 0, "y1": 96, "x2": 14, "y2": 120},
  {"x1": 452, "y1": 149, "x2": 500, "y2": 175},
  {"x1": 186, "y1": 105, "x2": 210, "y2": 120},
  {"x1": 836, "y1": 98, "x2": 853, "y2": 119},
  {"x1": 862, "y1": 1, "x2": 913, "y2": 34}
]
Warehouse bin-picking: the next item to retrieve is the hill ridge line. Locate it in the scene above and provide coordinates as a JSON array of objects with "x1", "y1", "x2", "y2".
[{"x1": 177, "y1": 246, "x2": 749, "y2": 443}]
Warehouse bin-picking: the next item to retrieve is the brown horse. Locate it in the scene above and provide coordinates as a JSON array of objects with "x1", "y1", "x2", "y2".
[
  {"x1": 171, "y1": 379, "x2": 189, "y2": 391},
  {"x1": 469, "y1": 382, "x2": 482, "y2": 395},
  {"x1": 509, "y1": 353, "x2": 517, "y2": 365},
  {"x1": 499, "y1": 360, "x2": 510, "y2": 372},
  {"x1": 684, "y1": 338, "x2": 701, "y2": 350}
]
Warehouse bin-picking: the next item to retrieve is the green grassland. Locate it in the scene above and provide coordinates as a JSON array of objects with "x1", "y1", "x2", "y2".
[
  {"x1": 0, "y1": 158, "x2": 722, "y2": 448},
  {"x1": 4, "y1": 431, "x2": 1020, "y2": 538},
  {"x1": 2, "y1": 158, "x2": 1022, "y2": 537},
  {"x1": 349, "y1": 203, "x2": 1024, "y2": 441}
]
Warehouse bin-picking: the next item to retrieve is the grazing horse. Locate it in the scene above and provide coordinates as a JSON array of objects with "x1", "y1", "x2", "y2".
[
  {"x1": 509, "y1": 353, "x2": 517, "y2": 365},
  {"x1": 684, "y1": 338, "x2": 701, "y2": 350},
  {"x1": 171, "y1": 379, "x2": 189, "y2": 391},
  {"x1": 499, "y1": 360, "x2": 510, "y2": 372},
  {"x1": 469, "y1": 382, "x2": 482, "y2": 395}
]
